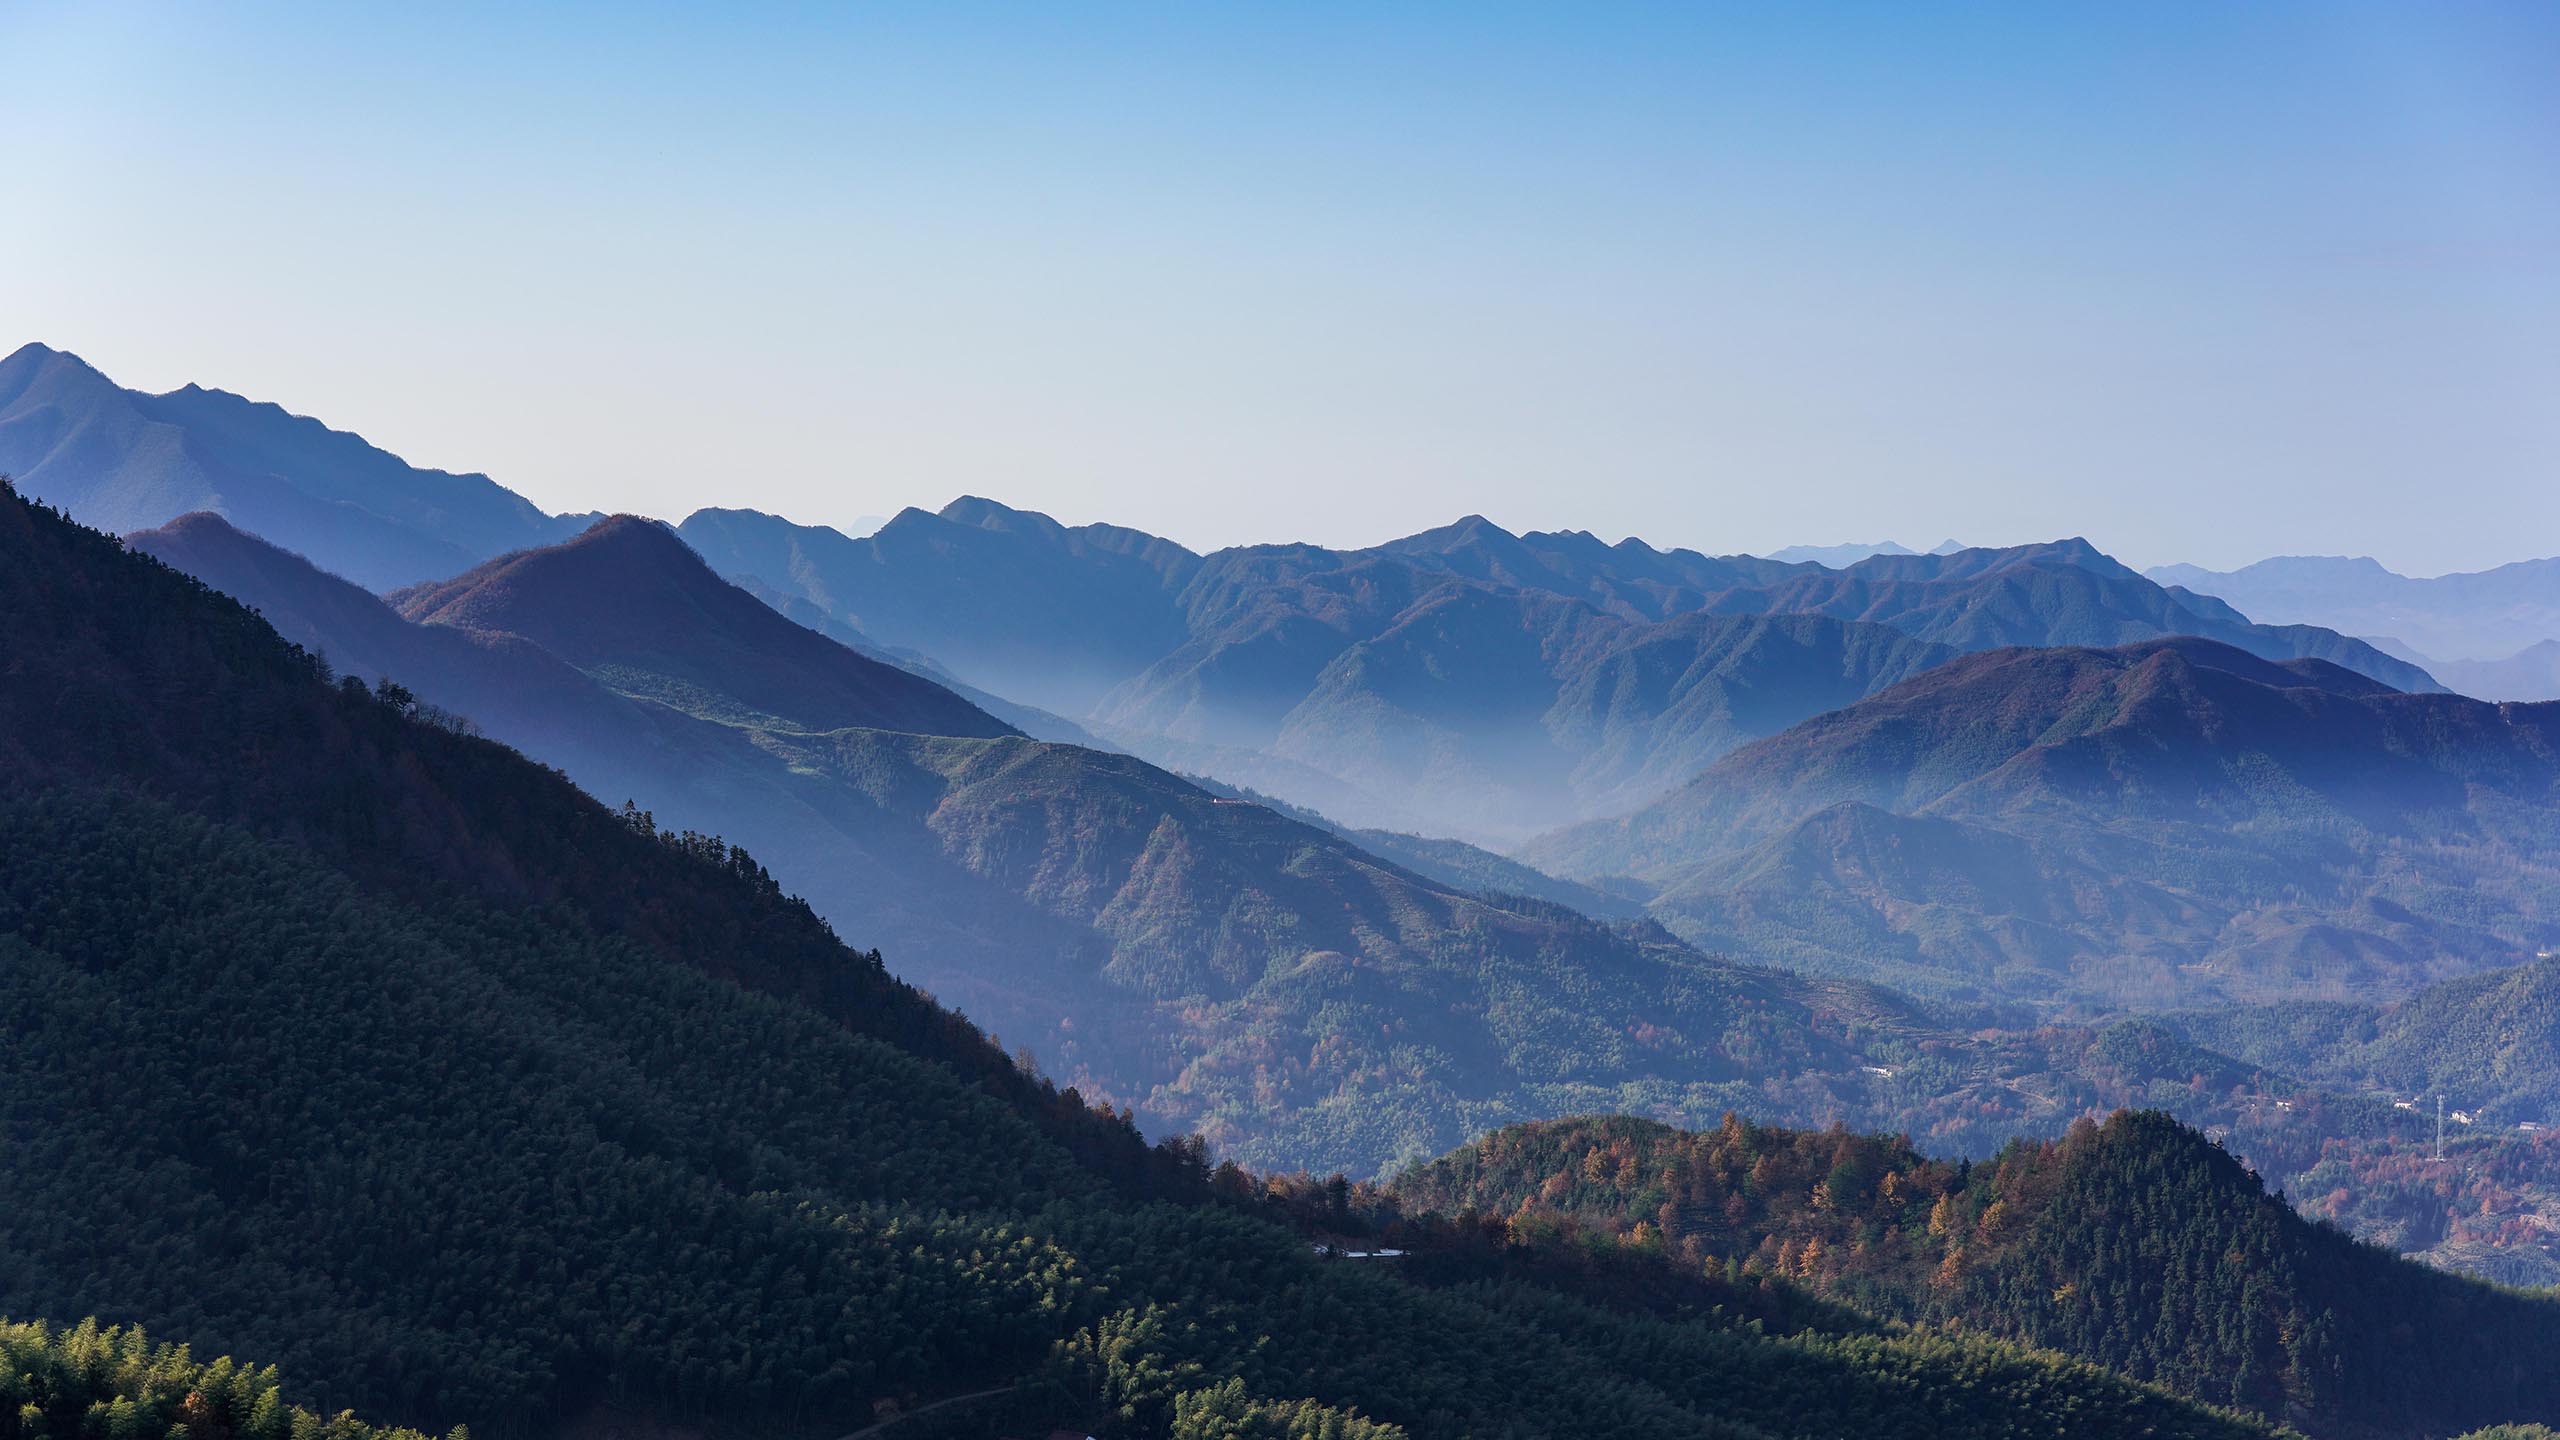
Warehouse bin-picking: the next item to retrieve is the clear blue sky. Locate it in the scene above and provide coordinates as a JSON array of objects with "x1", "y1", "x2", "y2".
[{"x1": 4, "y1": 1, "x2": 2554, "y2": 572}]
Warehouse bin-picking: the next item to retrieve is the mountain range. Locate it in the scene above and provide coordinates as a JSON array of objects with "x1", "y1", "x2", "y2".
[
  {"x1": 1532, "y1": 637, "x2": 2560, "y2": 1011},
  {"x1": 5, "y1": 342, "x2": 2450, "y2": 847},
  {"x1": 684, "y1": 502, "x2": 2438, "y2": 844},
  {"x1": 2152, "y1": 553, "x2": 2560, "y2": 699},
  {"x1": 21, "y1": 473, "x2": 2343, "y2": 1440},
  {"x1": 12, "y1": 332, "x2": 2560, "y2": 1439},
  {"x1": 136, "y1": 505, "x2": 2151, "y2": 1177},
  {"x1": 1764, "y1": 537, "x2": 1966, "y2": 566},
  {"x1": 17, "y1": 466, "x2": 2560, "y2": 1440}
]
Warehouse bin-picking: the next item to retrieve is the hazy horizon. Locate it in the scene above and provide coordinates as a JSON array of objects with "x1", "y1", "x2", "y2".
[{"x1": 6, "y1": 2, "x2": 2554, "y2": 574}]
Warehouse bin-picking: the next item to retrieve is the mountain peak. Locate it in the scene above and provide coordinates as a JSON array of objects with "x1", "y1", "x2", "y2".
[
  {"x1": 390, "y1": 516, "x2": 1012, "y2": 740},
  {"x1": 0, "y1": 341, "x2": 115, "y2": 394},
  {"x1": 1381, "y1": 513, "x2": 1523, "y2": 553},
  {"x1": 572, "y1": 512, "x2": 683, "y2": 546},
  {"x1": 940, "y1": 495, "x2": 1062, "y2": 534},
  {"x1": 136, "y1": 508, "x2": 247, "y2": 543}
]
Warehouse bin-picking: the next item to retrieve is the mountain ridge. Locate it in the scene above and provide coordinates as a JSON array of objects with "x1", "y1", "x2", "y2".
[
  {"x1": 1532, "y1": 636, "x2": 2560, "y2": 1011},
  {"x1": 0, "y1": 342, "x2": 594, "y2": 588}
]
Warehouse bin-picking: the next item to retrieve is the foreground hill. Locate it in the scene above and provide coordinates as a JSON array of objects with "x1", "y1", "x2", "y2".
[
  {"x1": 1532, "y1": 638, "x2": 2560, "y2": 1010},
  {"x1": 682, "y1": 502, "x2": 2433, "y2": 843},
  {"x1": 0, "y1": 343, "x2": 591, "y2": 588},
  {"x1": 1393, "y1": 1110, "x2": 2560, "y2": 1439},
  {"x1": 0, "y1": 478, "x2": 2289, "y2": 1440}
]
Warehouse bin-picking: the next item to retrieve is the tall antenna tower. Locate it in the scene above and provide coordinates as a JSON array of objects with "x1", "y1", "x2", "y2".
[{"x1": 2436, "y1": 1094, "x2": 2446, "y2": 1160}]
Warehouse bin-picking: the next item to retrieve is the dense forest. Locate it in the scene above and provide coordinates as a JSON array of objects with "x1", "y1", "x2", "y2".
[
  {"x1": 1393, "y1": 1110, "x2": 2560, "y2": 1438},
  {"x1": 0, "y1": 478, "x2": 2307, "y2": 1438},
  {"x1": 0, "y1": 1319, "x2": 448, "y2": 1440}
]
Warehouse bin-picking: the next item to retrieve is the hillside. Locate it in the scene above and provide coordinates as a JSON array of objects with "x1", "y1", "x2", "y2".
[
  {"x1": 1531, "y1": 638, "x2": 2560, "y2": 1011},
  {"x1": 1392, "y1": 1109, "x2": 2560, "y2": 1439},
  {"x1": 0, "y1": 478, "x2": 2299, "y2": 1440},
  {"x1": 0, "y1": 343, "x2": 590, "y2": 588},
  {"x1": 2172, "y1": 958, "x2": 2560, "y2": 1128}
]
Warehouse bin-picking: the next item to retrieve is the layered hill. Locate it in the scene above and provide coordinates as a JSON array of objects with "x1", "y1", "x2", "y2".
[
  {"x1": 1390, "y1": 1109, "x2": 2560, "y2": 1440},
  {"x1": 0, "y1": 344, "x2": 2442, "y2": 839},
  {"x1": 1532, "y1": 638, "x2": 2560, "y2": 1010},
  {"x1": 0, "y1": 343, "x2": 591, "y2": 588},
  {"x1": 136, "y1": 506, "x2": 2344, "y2": 1179},
  {"x1": 1, "y1": 477, "x2": 2295, "y2": 1440},
  {"x1": 685, "y1": 501, "x2": 2429, "y2": 842}
]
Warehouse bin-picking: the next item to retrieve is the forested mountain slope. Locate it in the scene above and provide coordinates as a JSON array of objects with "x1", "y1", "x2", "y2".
[
  {"x1": 0, "y1": 343, "x2": 590, "y2": 588},
  {"x1": 0, "y1": 1320, "x2": 448, "y2": 1440},
  {"x1": 1393, "y1": 1110, "x2": 2560, "y2": 1440},
  {"x1": 2171, "y1": 957, "x2": 2560, "y2": 1128},
  {"x1": 1532, "y1": 638, "x2": 2560, "y2": 1011},
  {"x1": 0, "y1": 478, "x2": 2288, "y2": 1440}
]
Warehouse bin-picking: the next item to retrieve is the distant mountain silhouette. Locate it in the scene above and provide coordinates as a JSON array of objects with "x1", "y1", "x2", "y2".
[
  {"x1": 679, "y1": 500, "x2": 1202, "y2": 716},
  {"x1": 1765, "y1": 539, "x2": 1919, "y2": 566},
  {"x1": 688, "y1": 501, "x2": 2437, "y2": 841},
  {"x1": 2414, "y1": 638, "x2": 2560, "y2": 703},
  {"x1": 0, "y1": 342, "x2": 593, "y2": 587},
  {"x1": 1532, "y1": 637, "x2": 2560, "y2": 1011},
  {"x1": 2151, "y1": 552, "x2": 2560, "y2": 677}
]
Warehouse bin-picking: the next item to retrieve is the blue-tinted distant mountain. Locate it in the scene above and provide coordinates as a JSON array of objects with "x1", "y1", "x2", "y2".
[
  {"x1": 2150, "y1": 553, "x2": 2560, "y2": 673},
  {"x1": 687, "y1": 501, "x2": 2438, "y2": 841},
  {"x1": 2410, "y1": 639, "x2": 2560, "y2": 704},
  {"x1": 1532, "y1": 637, "x2": 2559, "y2": 1013},
  {"x1": 1765, "y1": 539, "x2": 1918, "y2": 566},
  {"x1": 679, "y1": 500, "x2": 1204, "y2": 717},
  {"x1": 0, "y1": 342, "x2": 595, "y2": 588}
]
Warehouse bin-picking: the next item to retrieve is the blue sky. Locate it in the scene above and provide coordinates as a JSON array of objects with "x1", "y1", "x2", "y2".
[{"x1": 4, "y1": 1, "x2": 2555, "y2": 572}]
